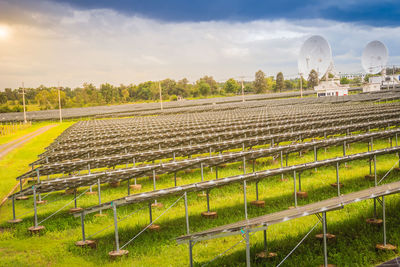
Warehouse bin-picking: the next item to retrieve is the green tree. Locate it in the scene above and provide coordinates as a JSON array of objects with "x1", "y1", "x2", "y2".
[
  {"x1": 340, "y1": 77, "x2": 350, "y2": 84},
  {"x1": 121, "y1": 89, "x2": 130, "y2": 102},
  {"x1": 254, "y1": 70, "x2": 267, "y2": 93},
  {"x1": 198, "y1": 81, "x2": 211, "y2": 96},
  {"x1": 199, "y1": 76, "x2": 218, "y2": 95},
  {"x1": 0, "y1": 92, "x2": 7, "y2": 104},
  {"x1": 224, "y1": 78, "x2": 239, "y2": 94},
  {"x1": 308, "y1": 69, "x2": 319, "y2": 88},
  {"x1": 276, "y1": 72, "x2": 284, "y2": 92}
]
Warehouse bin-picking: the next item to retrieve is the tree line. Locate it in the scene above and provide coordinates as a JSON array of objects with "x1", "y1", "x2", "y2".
[{"x1": 0, "y1": 70, "x2": 319, "y2": 113}]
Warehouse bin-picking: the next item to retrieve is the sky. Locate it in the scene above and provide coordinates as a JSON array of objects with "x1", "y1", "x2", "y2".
[{"x1": 0, "y1": 0, "x2": 399, "y2": 89}]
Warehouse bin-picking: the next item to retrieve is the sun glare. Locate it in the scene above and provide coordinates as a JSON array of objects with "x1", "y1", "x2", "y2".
[{"x1": 0, "y1": 26, "x2": 10, "y2": 40}]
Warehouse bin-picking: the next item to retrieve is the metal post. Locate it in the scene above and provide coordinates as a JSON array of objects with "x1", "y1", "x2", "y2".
[
  {"x1": 189, "y1": 241, "x2": 193, "y2": 267},
  {"x1": 97, "y1": 179, "x2": 102, "y2": 215},
  {"x1": 74, "y1": 189, "x2": 77, "y2": 208},
  {"x1": 149, "y1": 202, "x2": 153, "y2": 223},
  {"x1": 153, "y1": 170, "x2": 157, "y2": 205},
  {"x1": 245, "y1": 229, "x2": 251, "y2": 267},
  {"x1": 11, "y1": 196, "x2": 16, "y2": 220},
  {"x1": 314, "y1": 146, "x2": 317, "y2": 166},
  {"x1": 252, "y1": 160, "x2": 255, "y2": 173},
  {"x1": 255, "y1": 181, "x2": 259, "y2": 201},
  {"x1": 174, "y1": 172, "x2": 177, "y2": 187},
  {"x1": 336, "y1": 162, "x2": 340, "y2": 196},
  {"x1": 19, "y1": 178, "x2": 23, "y2": 192},
  {"x1": 280, "y1": 151, "x2": 284, "y2": 180},
  {"x1": 298, "y1": 172, "x2": 302, "y2": 192},
  {"x1": 343, "y1": 141, "x2": 346, "y2": 156},
  {"x1": 184, "y1": 192, "x2": 190, "y2": 234},
  {"x1": 293, "y1": 171, "x2": 297, "y2": 207},
  {"x1": 209, "y1": 147, "x2": 213, "y2": 172},
  {"x1": 374, "y1": 155, "x2": 377, "y2": 186},
  {"x1": 243, "y1": 156, "x2": 246, "y2": 174},
  {"x1": 112, "y1": 203, "x2": 120, "y2": 252},
  {"x1": 368, "y1": 142, "x2": 372, "y2": 175},
  {"x1": 244, "y1": 180, "x2": 248, "y2": 220},
  {"x1": 33, "y1": 186, "x2": 38, "y2": 227},
  {"x1": 382, "y1": 196, "x2": 386, "y2": 246},
  {"x1": 201, "y1": 163, "x2": 204, "y2": 182},
  {"x1": 36, "y1": 169, "x2": 42, "y2": 202},
  {"x1": 80, "y1": 212, "x2": 86, "y2": 242},
  {"x1": 206, "y1": 190, "x2": 210, "y2": 212},
  {"x1": 263, "y1": 229, "x2": 267, "y2": 252},
  {"x1": 322, "y1": 212, "x2": 328, "y2": 267}
]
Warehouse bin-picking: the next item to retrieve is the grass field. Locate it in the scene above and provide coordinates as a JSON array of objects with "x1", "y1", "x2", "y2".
[
  {"x1": 1, "y1": 127, "x2": 400, "y2": 266},
  {"x1": 0, "y1": 121, "x2": 55, "y2": 145}
]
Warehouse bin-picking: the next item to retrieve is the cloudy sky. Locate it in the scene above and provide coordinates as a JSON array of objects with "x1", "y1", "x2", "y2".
[{"x1": 0, "y1": 0, "x2": 399, "y2": 89}]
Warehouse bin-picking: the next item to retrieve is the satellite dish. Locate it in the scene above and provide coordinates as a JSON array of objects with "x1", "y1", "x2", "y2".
[
  {"x1": 361, "y1": 40, "x2": 388, "y2": 74},
  {"x1": 298, "y1": 35, "x2": 332, "y2": 79}
]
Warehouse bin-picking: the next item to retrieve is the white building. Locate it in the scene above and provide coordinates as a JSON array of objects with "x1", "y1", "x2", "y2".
[
  {"x1": 314, "y1": 80, "x2": 349, "y2": 97},
  {"x1": 363, "y1": 75, "x2": 400, "y2": 92}
]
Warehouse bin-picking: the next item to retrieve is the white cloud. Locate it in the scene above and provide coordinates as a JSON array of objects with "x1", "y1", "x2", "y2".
[{"x1": 0, "y1": 1, "x2": 399, "y2": 88}]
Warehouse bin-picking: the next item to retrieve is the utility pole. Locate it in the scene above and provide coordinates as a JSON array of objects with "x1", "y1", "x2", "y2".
[
  {"x1": 241, "y1": 78, "x2": 245, "y2": 102},
  {"x1": 299, "y1": 74, "x2": 303, "y2": 98},
  {"x1": 58, "y1": 82, "x2": 62, "y2": 123},
  {"x1": 159, "y1": 81, "x2": 163, "y2": 111},
  {"x1": 393, "y1": 65, "x2": 396, "y2": 90},
  {"x1": 238, "y1": 76, "x2": 245, "y2": 102},
  {"x1": 21, "y1": 82, "x2": 27, "y2": 124}
]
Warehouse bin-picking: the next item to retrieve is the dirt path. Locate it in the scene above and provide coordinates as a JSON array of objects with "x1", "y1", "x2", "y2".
[
  {"x1": 0, "y1": 124, "x2": 56, "y2": 160},
  {"x1": 0, "y1": 124, "x2": 57, "y2": 207}
]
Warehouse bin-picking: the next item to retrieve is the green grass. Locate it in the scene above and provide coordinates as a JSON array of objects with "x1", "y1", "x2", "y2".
[
  {"x1": 1, "y1": 132, "x2": 400, "y2": 266},
  {"x1": 0, "y1": 121, "x2": 55, "y2": 145},
  {"x1": 0, "y1": 122, "x2": 74, "y2": 201}
]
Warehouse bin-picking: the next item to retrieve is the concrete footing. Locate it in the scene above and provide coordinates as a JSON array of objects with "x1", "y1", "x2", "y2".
[
  {"x1": 201, "y1": 211, "x2": 218, "y2": 219},
  {"x1": 148, "y1": 224, "x2": 161, "y2": 231},
  {"x1": 296, "y1": 191, "x2": 308, "y2": 199},
  {"x1": 28, "y1": 225, "x2": 45, "y2": 234},
  {"x1": 151, "y1": 202, "x2": 163, "y2": 208},
  {"x1": 330, "y1": 183, "x2": 343, "y2": 188},
  {"x1": 69, "y1": 207, "x2": 83, "y2": 214},
  {"x1": 376, "y1": 244, "x2": 397, "y2": 251},
  {"x1": 75, "y1": 240, "x2": 97, "y2": 248},
  {"x1": 129, "y1": 184, "x2": 142, "y2": 190},
  {"x1": 250, "y1": 200, "x2": 265, "y2": 207},
  {"x1": 256, "y1": 251, "x2": 277, "y2": 259},
  {"x1": 108, "y1": 250, "x2": 129, "y2": 259},
  {"x1": 366, "y1": 218, "x2": 383, "y2": 225},
  {"x1": 315, "y1": 233, "x2": 336, "y2": 240},
  {"x1": 8, "y1": 218, "x2": 22, "y2": 224}
]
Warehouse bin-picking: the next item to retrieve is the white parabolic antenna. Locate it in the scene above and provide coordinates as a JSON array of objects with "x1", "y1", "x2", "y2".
[
  {"x1": 298, "y1": 35, "x2": 332, "y2": 79},
  {"x1": 361, "y1": 40, "x2": 388, "y2": 74}
]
